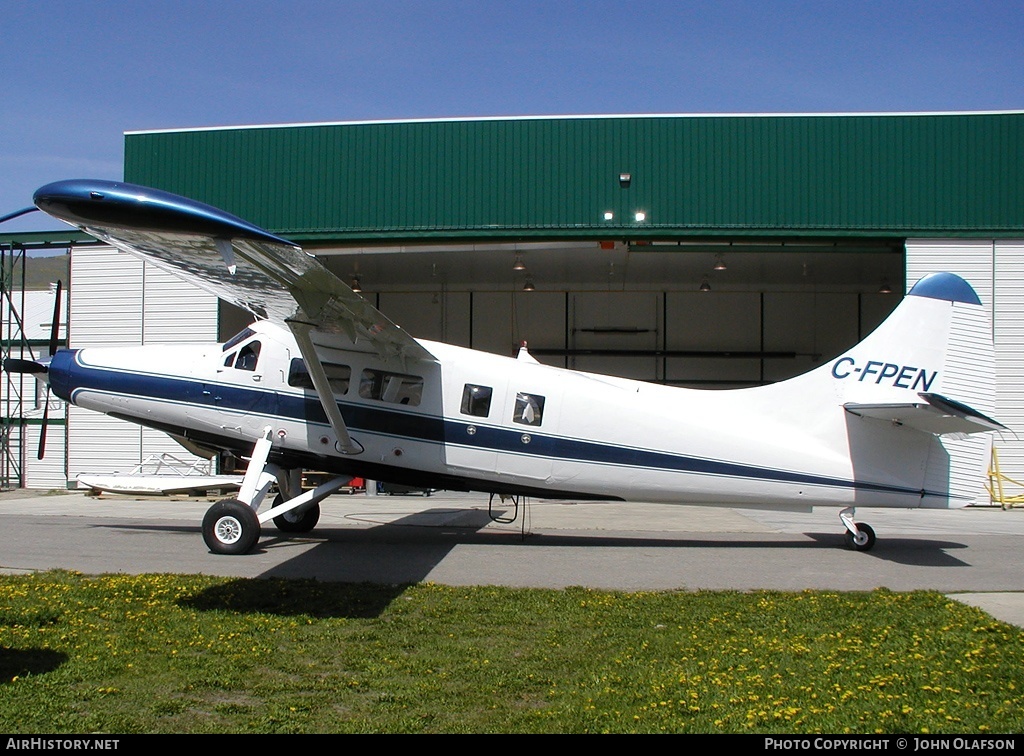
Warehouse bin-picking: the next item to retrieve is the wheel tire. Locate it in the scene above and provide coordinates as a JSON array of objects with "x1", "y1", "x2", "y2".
[
  {"x1": 203, "y1": 499, "x2": 261, "y2": 555},
  {"x1": 273, "y1": 500, "x2": 321, "y2": 533},
  {"x1": 844, "y1": 522, "x2": 876, "y2": 552}
]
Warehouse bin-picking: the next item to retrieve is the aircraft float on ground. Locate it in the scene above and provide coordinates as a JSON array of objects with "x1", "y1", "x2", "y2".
[{"x1": 4, "y1": 179, "x2": 1007, "y2": 555}]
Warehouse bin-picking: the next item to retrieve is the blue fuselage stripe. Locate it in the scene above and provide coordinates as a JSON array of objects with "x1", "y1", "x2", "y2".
[{"x1": 50, "y1": 351, "x2": 927, "y2": 498}]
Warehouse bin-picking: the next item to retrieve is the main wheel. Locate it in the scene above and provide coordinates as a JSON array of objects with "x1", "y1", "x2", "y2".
[
  {"x1": 203, "y1": 499, "x2": 261, "y2": 555},
  {"x1": 272, "y1": 496, "x2": 321, "y2": 533},
  {"x1": 844, "y1": 522, "x2": 876, "y2": 552}
]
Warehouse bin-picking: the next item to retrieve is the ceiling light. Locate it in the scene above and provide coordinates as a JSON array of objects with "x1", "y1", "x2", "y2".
[
  {"x1": 699, "y1": 277, "x2": 711, "y2": 292},
  {"x1": 713, "y1": 253, "x2": 727, "y2": 271},
  {"x1": 878, "y1": 279, "x2": 893, "y2": 294},
  {"x1": 351, "y1": 275, "x2": 362, "y2": 293},
  {"x1": 523, "y1": 277, "x2": 535, "y2": 292},
  {"x1": 512, "y1": 254, "x2": 526, "y2": 271}
]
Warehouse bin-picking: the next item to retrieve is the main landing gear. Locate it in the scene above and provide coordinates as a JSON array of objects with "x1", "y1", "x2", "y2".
[
  {"x1": 202, "y1": 428, "x2": 352, "y2": 555},
  {"x1": 839, "y1": 507, "x2": 876, "y2": 552}
]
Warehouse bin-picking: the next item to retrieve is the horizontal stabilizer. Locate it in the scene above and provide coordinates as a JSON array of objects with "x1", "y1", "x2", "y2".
[{"x1": 844, "y1": 392, "x2": 1007, "y2": 435}]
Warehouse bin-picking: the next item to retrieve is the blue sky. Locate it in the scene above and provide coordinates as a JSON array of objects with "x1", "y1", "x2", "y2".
[{"x1": 2, "y1": 0, "x2": 1022, "y2": 231}]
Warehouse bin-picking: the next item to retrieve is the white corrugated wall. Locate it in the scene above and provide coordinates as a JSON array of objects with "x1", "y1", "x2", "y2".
[
  {"x1": 66, "y1": 245, "x2": 218, "y2": 483},
  {"x1": 991, "y1": 242, "x2": 1024, "y2": 480},
  {"x1": 24, "y1": 422, "x2": 67, "y2": 488},
  {"x1": 906, "y1": 239, "x2": 1024, "y2": 496}
]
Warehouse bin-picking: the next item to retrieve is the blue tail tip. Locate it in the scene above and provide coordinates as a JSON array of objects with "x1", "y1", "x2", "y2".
[{"x1": 908, "y1": 273, "x2": 982, "y2": 305}]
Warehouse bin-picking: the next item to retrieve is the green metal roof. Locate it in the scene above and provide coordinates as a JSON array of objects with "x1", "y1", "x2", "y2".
[{"x1": 123, "y1": 112, "x2": 1024, "y2": 243}]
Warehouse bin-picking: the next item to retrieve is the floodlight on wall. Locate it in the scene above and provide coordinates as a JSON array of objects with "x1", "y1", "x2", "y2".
[
  {"x1": 699, "y1": 277, "x2": 711, "y2": 292},
  {"x1": 619, "y1": 172, "x2": 631, "y2": 188},
  {"x1": 634, "y1": 211, "x2": 646, "y2": 222},
  {"x1": 713, "y1": 253, "x2": 727, "y2": 271},
  {"x1": 351, "y1": 275, "x2": 362, "y2": 293},
  {"x1": 523, "y1": 277, "x2": 535, "y2": 292},
  {"x1": 603, "y1": 210, "x2": 614, "y2": 221},
  {"x1": 512, "y1": 253, "x2": 527, "y2": 271}
]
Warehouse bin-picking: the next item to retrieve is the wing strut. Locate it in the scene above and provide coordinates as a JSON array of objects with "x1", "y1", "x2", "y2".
[{"x1": 287, "y1": 320, "x2": 363, "y2": 455}]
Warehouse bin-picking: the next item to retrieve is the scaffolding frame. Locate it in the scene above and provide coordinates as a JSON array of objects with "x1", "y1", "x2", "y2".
[
  {"x1": 987, "y1": 446, "x2": 1024, "y2": 509},
  {"x1": 0, "y1": 240, "x2": 72, "y2": 490},
  {"x1": 1, "y1": 242, "x2": 30, "y2": 489}
]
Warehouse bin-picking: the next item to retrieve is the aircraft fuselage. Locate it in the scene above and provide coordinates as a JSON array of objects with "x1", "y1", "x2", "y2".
[{"x1": 48, "y1": 320, "x2": 945, "y2": 510}]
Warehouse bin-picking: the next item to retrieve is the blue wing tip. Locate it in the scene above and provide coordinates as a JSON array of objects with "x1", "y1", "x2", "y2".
[
  {"x1": 908, "y1": 272, "x2": 982, "y2": 306},
  {"x1": 34, "y1": 179, "x2": 293, "y2": 247}
]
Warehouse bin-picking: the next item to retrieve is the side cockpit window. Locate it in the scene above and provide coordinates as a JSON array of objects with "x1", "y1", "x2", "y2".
[
  {"x1": 222, "y1": 341, "x2": 260, "y2": 371},
  {"x1": 234, "y1": 341, "x2": 261, "y2": 371}
]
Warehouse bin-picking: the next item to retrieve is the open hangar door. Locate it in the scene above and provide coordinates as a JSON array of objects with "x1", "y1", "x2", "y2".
[{"x1": 221, "y1": 238, "x2": 905, "y2": 389}]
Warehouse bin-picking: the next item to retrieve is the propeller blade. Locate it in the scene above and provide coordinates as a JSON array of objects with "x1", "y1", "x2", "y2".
[
  {"x1": 48, "y1": 280, "x2": 62, "y2": 357},
  {"x1": 37, "y1": 391, "x2": 49, "y2": 460},
  {"x1": 38, "y1": 280, "x2": 63, "y2": 461},
  {"x1": 3, "y1": 357, "x2": 48, "y2": 375}
]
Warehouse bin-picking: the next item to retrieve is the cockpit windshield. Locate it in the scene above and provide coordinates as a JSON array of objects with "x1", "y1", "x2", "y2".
[{"x1": 222, "y1": 327, "x2": 256, "y2": 352}]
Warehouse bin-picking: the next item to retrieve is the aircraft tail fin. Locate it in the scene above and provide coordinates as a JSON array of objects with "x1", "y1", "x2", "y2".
[
  {"x1": 826, "y1": 272, "x2": 997, "y2": 424},
  {"x1": 769, "y1": 272, "x2": 1002, "y2": 507}
]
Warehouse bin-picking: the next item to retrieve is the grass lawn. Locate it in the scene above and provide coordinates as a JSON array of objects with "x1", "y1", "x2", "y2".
[{"x1": 1, "y1": 571, "x2": 1022, "y2": 734}]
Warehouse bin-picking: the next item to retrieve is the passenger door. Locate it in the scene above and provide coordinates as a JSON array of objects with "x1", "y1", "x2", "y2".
[{"x1": 494, "y1": 383, "x2": 561, "y2": 485}]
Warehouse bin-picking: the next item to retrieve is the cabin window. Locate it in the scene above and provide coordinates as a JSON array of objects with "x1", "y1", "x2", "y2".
[
  {"x1": 460, "y1": 384, "x2": 492, "y2": 417},
  {"x1": 513, "y1": 392, "x2": 545, "y2": 426},
  {"x1": 234, "y1": 341, "x2": 261, "y2": 371},
  {"x1": 288, "y1": 358, "x2": 351, "y2": 394},
  {"x1": 359, "y1": 369, "x2": 423, "y2": 406},
  {"x1": 223, "y1": 352, "x2": 236, "y2": 368}
]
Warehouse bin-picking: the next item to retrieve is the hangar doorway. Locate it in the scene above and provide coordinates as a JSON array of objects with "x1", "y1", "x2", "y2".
[{"x1": 220, "y1": 237, "x2": 905, "y2": 389}]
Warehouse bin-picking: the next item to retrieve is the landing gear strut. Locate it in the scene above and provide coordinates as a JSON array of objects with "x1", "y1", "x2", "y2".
[
  {"x1": 202, "y1": 427, "x2": 352, "y2": 555},
  {"x1": 839, "y1": 507, "x2": 876, "y2": 552},
  {"x1": 271, "y1": 493, "x2": 321, "y2": 533}
]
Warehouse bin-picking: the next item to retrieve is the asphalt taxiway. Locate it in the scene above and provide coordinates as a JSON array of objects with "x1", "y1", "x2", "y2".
[{"x1": 1, "y1": 488, "x2": 1023, "y2": 626}]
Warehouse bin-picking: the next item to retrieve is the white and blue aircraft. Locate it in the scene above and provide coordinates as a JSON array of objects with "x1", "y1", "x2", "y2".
[{"x1": 6, "y1": 179, "x2": 1007, "y2": 555}]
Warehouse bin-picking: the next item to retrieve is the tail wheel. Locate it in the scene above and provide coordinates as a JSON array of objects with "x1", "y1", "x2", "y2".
[
  {"x1": 203, "y1": 499, "x2": 261, "y2": 555},
  {"x1": 844, "y1": 522, "x2": 876, "y2": 552}
]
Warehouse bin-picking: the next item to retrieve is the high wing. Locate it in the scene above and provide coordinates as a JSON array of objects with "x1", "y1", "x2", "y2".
[
  {"x1": 34, "y1": 179, "x2": 436, "y2": 454},
  {"x1": 34, "y1": 179, "x2": 432, "y2": 363}
]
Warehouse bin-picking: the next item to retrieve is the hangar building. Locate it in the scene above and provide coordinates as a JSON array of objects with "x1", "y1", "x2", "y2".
[{"x1": 3, "y1": 112, "x2": 1023, "y2": 494}]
